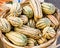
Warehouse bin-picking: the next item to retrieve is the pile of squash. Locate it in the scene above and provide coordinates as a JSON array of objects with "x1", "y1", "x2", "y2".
[{"x1": 0, "y1": 0, "x2": 59, "y2": 47}]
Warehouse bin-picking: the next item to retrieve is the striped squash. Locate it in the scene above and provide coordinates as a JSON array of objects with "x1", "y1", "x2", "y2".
[
  {"x1": 36, "y1": 18, "x2": 51, "y2": 29},
  {"x1": 6, "y1": 32, "x2": 27, "y2": 46},
  {"x1": 7, "y1": 16, "x2": 23, "y2": 28},
  {"x1": 0, "y1": 18, "x2": 11, "y2": 32},
  {"x1": 43, "y1": 27, "x2": 56, "y2": 39},
  {"x1": 42, "y1": 2, "x2": 56, "y2": 14}
]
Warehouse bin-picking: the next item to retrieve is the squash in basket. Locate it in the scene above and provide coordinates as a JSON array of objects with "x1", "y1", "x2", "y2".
[
  {"x1": 15, "y1": 25, "x2": 41, "y2": 39},
  {"x1": 36, "y1": 18, "x2": 51, "y2": 29},
  {"x1": 30, "y1": 0, "x2": 43, "y2": 22},
  {"x1": 43, "y1": 26, "x2": 56, "y2": 39},
  {"x1": 42, "y1": 2, "x2": 56, "y2": 14},
  {"x1": 20, "y1": 15, "x2": 28, "y2": 24},
  {"x1": 27, "y1": 38, "x2": 37, "y2": 46},
  {"x1": 7, "y1": 16, "x2": 23, "y2": 28},
  {"x1": 37, "y1": 37, "x2": 47, "y2": 44},
  {"x1": 27, "y1": 19, "x2": 35, "y2": 28},
  {"x1": 23, "y1": 5, "x2": 33, "y2": 18},
  {"x1": 6, "y1": 32, "x2": 27, "y2": 46},
  {"x1": 0, "y1": 18, "x2": 11, "y2": 33},
  {"x1": 10, "y1": 2, "x2": 22, "y2": 17}
]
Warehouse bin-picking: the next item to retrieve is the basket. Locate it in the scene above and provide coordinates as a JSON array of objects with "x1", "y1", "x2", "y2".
[
  {"x1": 0, "y1": 27, "x2": 60, "y2": 48},
  {"x1": 0, "y1": 0, "x2": 60, "y2": 48}
]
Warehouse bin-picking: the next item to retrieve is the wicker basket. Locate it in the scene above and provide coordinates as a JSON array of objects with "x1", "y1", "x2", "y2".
[
  {"x1": 0, "y1": 0, "x2": 60, "y2": 48},
  {"x1": 0, "y1": 28, "x2": 60, "y2": 48}
]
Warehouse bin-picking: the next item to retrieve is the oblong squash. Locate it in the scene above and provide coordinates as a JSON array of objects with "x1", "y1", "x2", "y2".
[
  {"x1": 20, "y1": 15, "x2": 28, "y2": 24},
  {"x1": 42, "y1": 2, "x2": 56, "y2": 14},
  {"x1": 23, "y1": 5, "x2": 33, "y2": 18},
  {"x1": 5, "y1": 32, "x2": 27, "y2": 46},
  {"x1": 0, "y1": 18, "x2": 11, "y2": 32},
  {"x1": 36, "y1": 18, "x2": 51, "y2": 29},
  {"x1": 27, "y1": 38, "x2": 37, "y2": 46},
  {"x1": 30, "y1": 0, "x2": 43, "y2": 22},
  {"x1": 27, "y1": 19, "x2": 35, "y2": 28},
  {"x1": 10, "y1": 2, "x2": 22, "y2": 17},
  {"x1": 43, "y1": 26, "x2": 56, "y2": 39},
  {"x1": 7, "y1": 16, "x2": 23, "y2": 28},
  {"x1": 15, "y1": 25, "x2": 41, "y2": 39},
  {"x1": 47, "y1": 15, "x2": 59, "y2": 26}
]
